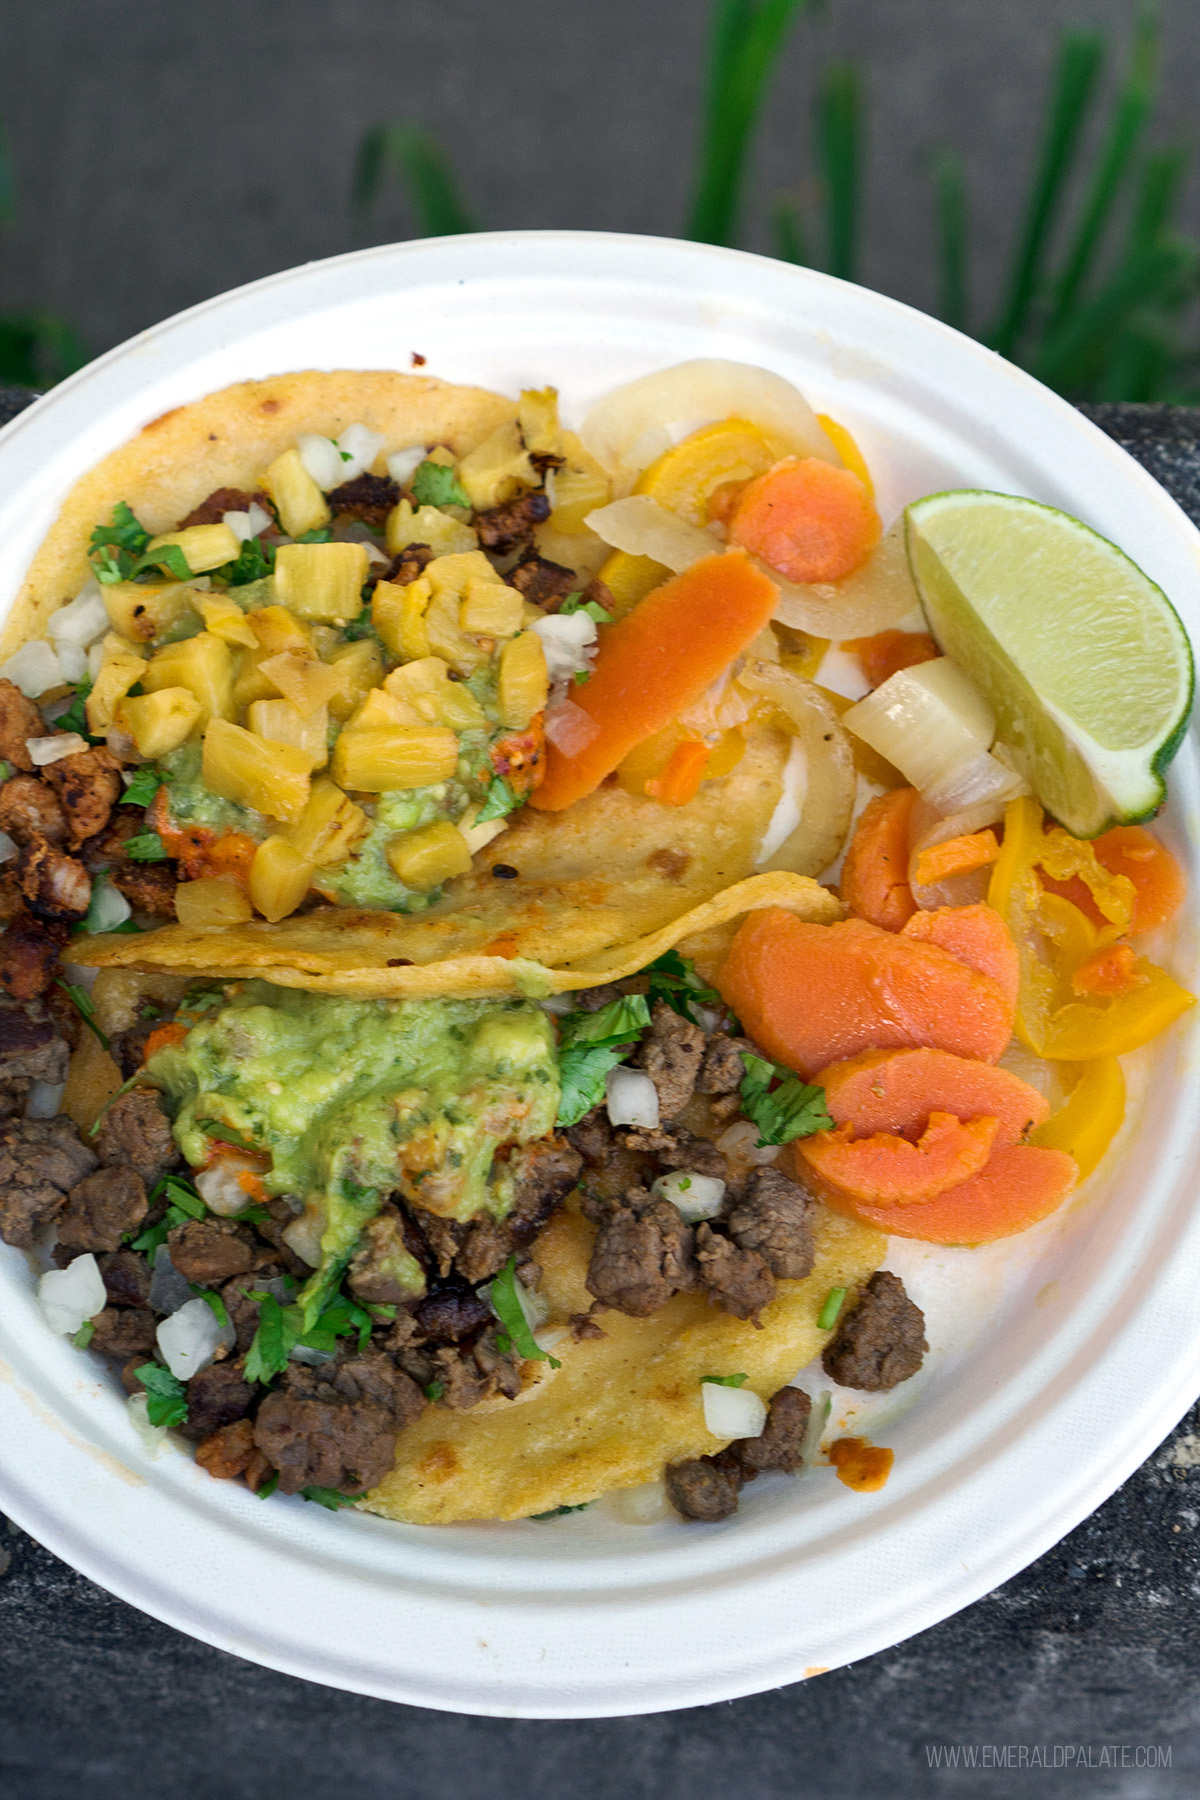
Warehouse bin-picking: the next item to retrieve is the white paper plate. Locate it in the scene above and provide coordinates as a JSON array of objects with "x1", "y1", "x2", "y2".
[{"x1": 1, "y1": 232, "x2": 1198, "y2": 1719}]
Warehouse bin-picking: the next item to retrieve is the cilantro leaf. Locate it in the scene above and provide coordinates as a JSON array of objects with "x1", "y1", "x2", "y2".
[
  {"x1": 135, "y1": 1362, "x2": 189, "y2": 1429},
  {"x1": 121, "y1": 766, "x2": 162, "y2": 809},
  {"x1": 645, "y1": 948, "x2": 724, "y2": 1026},
  {"x1": 128, "y1": 1217, "x2": 172, "y2": 1263},
  {"x1": 701, "y1": 1372, "x2": 749, "y2": 1387},
  {"x1": 558, "y1": 992, "x2": 651, "y2": 1051},
  {"x1": 739, "y1": 1053, "x2": 832, "y2": 1147},
  {"x1": 255, "y1": 1471, "x2": 280, "y2": 1499},
  {"x1": 54, "y1": 679, "x2": 96, "y2": 739},
  {"x1": 218, "y1": 535, "x2": 275, "y2": 586},
  {"x1": 191, "y1": 1286, "x2": 230, "y2": 1328},
  {"x1": 244, "y1": 1294, "x2": 303, "y2": 1385},
  {"x1": 560, "y1": 594, "x2": 613, "y2": 624},
  {"x1": 131, "y1": 543, "x2": 192, "y2": 582},
  {"x1": 91, "y1": 501, "x2": 150, "y2": 557},
  {"x1": 55, "y1": 979, "x2": 109, "y2": 1049},
  {"x1": 295, "y1": 526, "x2": 333, "y2": 544},
  {"x1": 486, "y1": 1255, "x2": 560, "y2": 1367},
  {"x1": 340, "y1": 607, "x2": 376, "y2": 642},
  {"x1": 476, "y1": 774, "x2": 522, "y2": 824},
  {"x1": 424, "y1": 1380, "x2": 445, "y2": 1401},
  {"x1": 410, "y1": 460, "x2": 470, "y2": 509},
  {"x1": 555, "y1": 1041, "x2": 625, "y2": 1129},
  {"x1": 301, "y1": 1485, "x2": 358, "y2": 1510},
  {"x1": 125, "y1": 832, "x2": 168, "y2": 862},
  {"x1": 72, "y1": 1320, "x2": 95, "y2": 1349}
]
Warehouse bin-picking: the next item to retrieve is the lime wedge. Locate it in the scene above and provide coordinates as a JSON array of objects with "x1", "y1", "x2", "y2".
[{"x1": 905, "y1": 490, "x2": 1194, "y2": 837}]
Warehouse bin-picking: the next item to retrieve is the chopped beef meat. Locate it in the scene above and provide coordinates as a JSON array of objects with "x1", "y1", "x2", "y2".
[
  {"x1": 619, "y1": 1124, "x2": 728, "y2": 1180},
  {"x1": 636, "y1": 999, "x2": 705, "y2": 1119},
  {"x1": 347, "y1": 1203, "x2": 427, "y2": 1305},
  {"x1": 473, "y1": 489, "x2": 551, "y2": 552},
  {"x1": 505, "y1": 550, "x2": 578, "y2": 609},
  {"x1": 0, "y1": 994, "x2": 70, "y2": 1089},
  {"x1": 821, "y1": 1271, "x2": 927, "y2": 1390},
  {"x1": 89, "y1": 1304, "x2": 157, "y2": 1362},
  {"x1": 99, "y1": 1248, "x2": 152, "y2": 1308},
  {"x1": 694, "y1": 1222, "x2": 774, "y2": 1322},
  {"x1": 178, "y1": 487, "x2": 269, "y2": 529},
  {"x1": 43, "y1": 745, "x2": 122, "y2": 849},
  {"x1": 244, "y1": 1199, "x2": 313, "y2": 1281},
  {"x1": 428, "y1": 1328, "x2": 523, "y2": 1410},
  {"x1": 0, "y1": 1117, "x2": 98, "y2": 1247},
  {"x1": 56, "y1": 1166, "x2": 148, "y2": 1254},
  {"x1": 110, "y1": 1004, "x2": 175, "y2": 1078},
  {"x1": 167, "y1": 1218, "x2": 261, "y2": 1285},
  {"x1": 94, "y1": 1086, "x2": 179, "y2": 1186},
  {"x1": 195, "y1": 1416, "x2": 257, "y2": 1480},
  {"x1": 381, "y1": 544, "x2": 432, "y2": 586},
  {"x1": 79, "y1": 803, "x2": 146, "y2": 862},
  {"x1": 413, "y1": 1282, "x2": 493, "y2": 1343},
  {"x1": 0, "y1": 774, "x2": 66, "y2": 845},
  {"x1": 572, "y1": 983, "x2": 624, "y2": 1014},
  {"x1": 254, "y1": 1352, "x2": 423, "y2": 1494},
  {"x1": 109, "y1": 861, "x2": 178, "y2": 918},
  {"x1": 507, "y1": 1135, "x2": 582, "y2": 1238},
  {"x1": 408, "y1": 1208, "x2": 462, "y2": 1280},
  {"x1": 727, "y1": 1167, "x2": 815, "y2": 1281},
  {"x1": 180, "y1": 1359, "x2": 255, "y2": 1442},
  {"x1": 665, "y1": 1457, "x2": 742, "y2": 1522},
  {"x1": 667, "y1": 1386, "x2": 811, "y2": 1520},
  {"x1": 566, "y1": 1106, "x2": 618, "y2": 1165},
  {"x1": 219, "y1": 1268, "x2": 290, "y2": 1353},
  {"x1": 0, "y1": 908, "x2": 69, "y2": 999},
  {"x1": 14, "y1": 833, "x2": 90, "y2": 921},
  {"x1": 327, "y1": 472, "x2": 400, "y2": 526},
  {"x1": 454, "y1": 1215, "x2": 514, "y2": 1286},
  {"x1": 736, "y1": 1386, "x2": 811, "y2": 1474},
  {"x1": 697, "y1": 1033, "x2": 756, "y2": 1095},
  {"x1": 585, "y1": 1188, "x2": 696, "y2": 1316},
  {"x1": 0, "y1": 678, "x2": 44, "y2": 772}
]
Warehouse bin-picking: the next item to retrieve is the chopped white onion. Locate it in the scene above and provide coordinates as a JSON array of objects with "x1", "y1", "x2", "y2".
[
  {"x1": 27, "y1": 733, "x2": 88, "y2": 766},
  {"x1": 289, "y1": 1343, "x2": 337, "y2": 1367},
  {"x1": 195, "y1": 1156, "x2": 259, "y2": 1218},
  {"x1": 603, "y1": 1479, "x2": 672, "y2": 1525},
  {"x1": 148, "y1": 1249, "x2": 195, "y2": 1317},
  {"x1": 605, "y1": 1066, "x2": 660, "y2": 1129},
  {"x1": 580, "y1": 359, "x2": 837, "y2": 477},
  {"x1": 922, "y1": 748, "x2": 1028, "y2": 817},
  {"x1": 652, "y1": 1169, "x2": 726, "y2": 1222},
  {"x1": 387, "y1": 445, "x2": 427, "y2": 484},
  {"x1": 716, "y1": 1119, "x2": 782, "y2": 1169},
  {"x1": 362, "y1": 541, "x2": 391, "y2": 566},
  {"x1": 297, "y1": 432, "x2": 350, "y2": 492},
  {"x1": 798, "y1": 1387, "x2": 832, "y2": 1465},
  {"x1": 843, "y1": 657, "x2": 994, "y2": 793},
  {"x1": 281, "y1": 1203, "x2": 324, "y2": 1266},
  {"x1": 532, "y1": 609, "x2": 597, "y2": 683},
  {"x1": 60, "y1": 962, "x2": 97, "y2": 993},
  {"x1": 247, "y1": 500, "x2": 273, "y2": 536},
  {"x1": 222, "y1": 509, "x2": 255, "y2": 542},
  {"x1": 738, "y1": 661, "x2": 856, "y2": 877},
  {"x1": 1, "y1": 639, "x2": 63, "y2": 697},
  {"x1": 37, "y1": 1254, "x2": 106, "y2": 1336},
  {"x1": 156, "y1": 1296, "x2": 235, "y2": 1380},
  {"x1": 126, "y1": 1392, "x2": 169, "y2": 1456},
  {"x1": 702, "y1": 1379, "x2": 768, "y2": 1440},
  {"x1": 48, "y1": 584, "x2": 109, "y2": 648},
  {"x1": 55, "y1": 640, "x2": 88, "y2": 684},
  {"x1": 584, "y1": 496, "x2": 719, "y2": 572},
  {"x1": 82, "y1": 872, "x2": 132, "y2": 935},
  {"x1": 0, "y1": 830, "x2": 16, "y2": 864},
  {"x1": 768, "y1": 519, "x2": 919, "y2": 638},
  {"x1": 26, "y1": 1080, "x2": 65, "y2": 1119},
  {"x1": 337, "y1": 423, "x2": 386, "y2": 481},
  {"x1": 543, "y1": 699, "x2": 600, "y2": 756}
]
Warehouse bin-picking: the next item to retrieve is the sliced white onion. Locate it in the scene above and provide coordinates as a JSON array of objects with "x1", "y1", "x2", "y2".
[
  {"x1": 297, "y1": 432, "x2": 349, "y2": 492},
  {"x1": 584, "y1": 496, "x2": 719, "y2": 572},
  {"x1": 26, "y1": 1080, "x2": 65, "y2": 1119},
  {"x1": 603, "y1": 1478, "x2": 672, "y2": 1525},
  {"x1": 281, "y1": 1203, "x2": 324, "y2": 1266},
  {"x1": 27, "y1": 732, "x2": 88, "y2": 766},
  {"x1": 531, "y1": 609, "x2": 597, "y2": 683},
  {"x1": 126, "y1": 1392, "x2": 170, "y2": 1456},
  {"x1": 83, "y1": 872, "x2": 132, "y2": 934},
  {"x1": 543, "y1": 699, "x2": 600, "y2": 756},
  {"x1": 0, "y1": 830, "x2": 16, "y2": 864},
  {"x1": 337, "y1": 423, "x2": 386, "y2": 481},
  {"x1": 37, "y1": 1254, "x2": 106, "y2": 1336},
  {"x1": 605, "y1": 1066, "x2": 660, "y2": 1129},
  {"x1": 580, "y1": 359, "x2": 838, "y2": 477},
  {"x1": 1, "y1": 639, "x2": 63, "y2": 697},
  {"x1": 738, "y1": 660, "x2": 856, "y2": 876},
  {"x1": 702, "y1": 1379, "x2": 768, "y2": 1439},
  {"x1": 48, "y1": 584, "x2": 109, "y2": 648},
  {"x1": 843, "y1": 658, "x2": 994, "y2": 793},
  {"x1": 195, "y1": 1156, "x2": 260, "y2": 1218},
  {"x1": 922, "y1": 748, "x2": 1028, "y2": 817},
  {"x1": 362, "y1": 541, "x2": 391, "y2": 566},
  {"x1": 768, "y1": 519, "x2": 918, "y2": 639},
  {"x1": 387, "y1": 445, "x2": 427, "y2": 484},
  {"x1": 247, "y1": 500, "x2": 273, "y2": 537},
  {"x1": 148, "y1": 1249, "x2": 195, "y2": 1317},
  {"x1": 222, "y1": 509, "x2": 255, "y2": 542},
  {"x1": 651, "y1": 1169, "x2": 726, "y2": 1222},
  {"x1": 156, "y1": 1296, "x2": 235, "y2": 1380}
]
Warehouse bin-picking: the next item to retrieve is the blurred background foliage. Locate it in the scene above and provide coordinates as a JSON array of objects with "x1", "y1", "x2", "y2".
[{"x1": 4, "y1": 0, "x2": 1199, "y2": 403}]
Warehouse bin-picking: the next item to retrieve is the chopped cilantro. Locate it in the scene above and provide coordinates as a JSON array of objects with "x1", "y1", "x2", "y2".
[
  {"x1": 55, "y1": 980, "x2": 109, "y2": 1050},
  {"x1": 646, "y1": 948, "x2": 724, "y2": 1026},
  {"x1": 367, "y1": 1302, "x2": 397, "y2": 1324},
  {"x1": 424, "y1": 1380, "x2": 445, "y2": 1401},
  {"x1": 554, "y1": 993, "x2": 652, "y2": 1128},
  {"x1": 122, "y1": 766, "x2": 163, "y2": 809},
  {"x1": 133, "y1": 543, "x2": 192, "y2": 582},
  {"x1": 531, "y1": 1503, "x2": 595, "y2": 1519},
  {"x1": 817, "y1": 1287, "x2": 846, "y2": 1331},
  {"x1": 701, "y1": 1372, "x2": 749, "y2": 1387},
  {"x1": 72, "y1": 1320, "x2": 95, "y2": 1349},
  {"x1": 196, "y1": 1118, "x2": 257, "y2": 1152},
  {"x1": 125, "y1": 832, "x2": 168, "y2": 863},
  {"x1": 218, "y1": 535, "x2": 275, "y2": 586},
  {"x1": 558, "y1": 993, "x2": 651, "y2": 1050},
  {"x1": 89, "y1": 502, "x2": 151, "y2": 582},
  {"x1": 54, "y1": 679, "x2": 95, "y2": 739},
  {"x1": 299, "y1": 1295, "x2": 374, "y2": 1357},
  {"x1": 487, "y1": 1255, "x2": 560, "y2": 1367},
  {"x1": 150, "y1": 1174, "x2": 206, "y2": 1219},
  {"x1": 476, "y1": 774, "x2": 521, "y2": 824},
  {"x1": 560, "y1": 594, "x2": 613, "y2": 624},
  {"x1": 256, "y1": 1471, "x2": 280, "y2": 1499},
  {"x1": 244, "y1": 1293, "x2": 303, "y2": 1385},
  {"x1": 295, "y1": 526, "x2": 333, "y2": 544},
  {"x1": 229, "y1": 1204, "x2": 273, "y2": 1226},
  {"x1": 301, "y1": 1486, "x2": 358, "y2": 1510},
  {"x1": 0, "y1": 760, "x2": 12, "y2": 782},
  {"x1": 739, "y1": 1054, "x2": 832, "y2": 1147},
  {"x1": 410, "y1": 460, "x2": 470, "y2": 509},
  {"x1": 129, "y1": 1181, "x2": 208, "y2": 1265},
  {"x1": 135, "y1": 1362, "x2": 188, "y2": 1430},
  {"x1": 191, "y1": 1286, "x2": 230, "y2": 1328},
  {"x1": 128, "y1": 1217, "x2": 172, "y2": 1263},
  {"x1": 572, "y1": 669, "x2": 592, "y2": 686},
  {"x1": 341, "y1": 607, "x2": 377, "y2": 642}
]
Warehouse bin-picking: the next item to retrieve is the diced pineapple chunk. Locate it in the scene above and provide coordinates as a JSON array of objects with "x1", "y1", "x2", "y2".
[
  {"x1": 382, "y1": 657, "x2": 485, "y2": 730},
  {"x1": 174, "y1": 877, "x2": 253, "y2": 928},
  {"x1": 331, "y1": 726, "x2": 459, "y2": 792},
  {"x1": 274, "y1": 542, "x2": 370, "y2": 624},
  {"x1": 456, "y1": 420, "x2": 535, "y2": 511},
  {"x1": 282, "y1": 777, "x2": 369, "y2": 867},
  {"x1": 249, "y1": 836, "x2": 314, "y2": 922},
  {"x1": 146, "y1": 522, "x2": 241, "y2": 575},
  {"x1": 263, "y1": 448, "x2": 331, "y2": 538},
  {"x1": 387, "y1": 820, "x2": 473, "y2": 890},
  {"x1": 425, "y1": 589, "x2": 488, "y2": 676},
  {"x1": 460, "y1": 577, "x2": 523, "y2": 638},
  {"x1": 373, "y1": 576, "x2": 432, "y2": 662},
  {"x1": 517, "y1": 387, "x2": 562, "y2": 457},
  {"x1": 102, "y1": 580, "x2": 200, "y2": 644},
  {"x1": 203, "y1": 719, "x2": 311, "y2": 822},
  {"x1": 199, "y1": 596, "x2": 258, "y2": 648},
  {"x1": 248, "y1": 605, "x2": 315, "y2": 657},
  {"x1": 384, "y1": 499, "x2": 477, "y2": 558},
  {"x1": 381, "y1": 656, "x2": 450, "y2": 702},
  {"x1": 141, "y1": 632, "x2": 236, "y2": 730},
  {"x1": 247, "y1": 698, "x2": 329, "y2": 769},
  {"x1": 258, "y1": 651, "x2": 344, "y2": 717},
  {"x1": 458, "y1": 803, "x2": 509, "y2": 855},
  {"x1": 549, "y1": 434, "x2": 612, "y2": 534},
  {"x1": 119, "y1": 687, "x2": 204, "y2": 759},
  {"x1": 326, "y1": 639, "x2": 385, "y2": 722},
  {"x1": 232, "y1": 644, "x2": 284, "y2": 711},
  {"x1": 347, "y1": 687, "x2": 423, "y2": 731},
  {"x1": 86, "y1": 637, "x2": 146, "y2": 734},
  {"x1": 497, "y1": 630, "x2": 549, "y2": 728}
]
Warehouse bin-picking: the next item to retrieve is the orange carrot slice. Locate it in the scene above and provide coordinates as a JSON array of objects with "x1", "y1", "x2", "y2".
[
  {"x1": 646, "y1": 738, "x2": 710, "y2": 806},
  {"x1": 902, "y1": 904, "x2": 1019, "y2": 1011},
  {"x1": 845, "y1": 629, "x2": 939, "y2": 688},
  {"x1": 805, "y1": 1141, "x2": 1078, "y2": 1244},
  {"x1": 840, "y1": 788, "x2": 918, "y2": 931},
  {"x1": 1071, "y1": 942, "x2": 1147, "y2": 996},
  {"x1": 816, "y1": 1046, "x2": 1050, "y2": 1142},
  {"x1": 716, "y1": 909, "x2": 1015, "y2": 1078},
  {"x1": 728, "y1": 457, "x2": 881, "y2": 584},
  {"x1": 912, "y1": 830, "x2": 1000, "y2": 888},
  {"x1": 529, "y1": 552, "x2": 778, "y2": 813},
  {"x1": 798, "y1": 1111, "x2": 1000, "y2": 1206},
  {"x1": 1040, "y1": 824, "x2": 1186, "y2": 935}
]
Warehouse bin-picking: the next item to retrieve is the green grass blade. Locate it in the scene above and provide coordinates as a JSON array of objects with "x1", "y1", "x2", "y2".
[
  {"x1": 772, "y1": 197, "x2": 811, "y2": 265},
  {"x1": 1096, "y1": 314, "x2": 1179, "y2": 402},
  {"x1": 817, "y1": 61, "x2": 861, "y2": 282},
  {"x1": 1127, "y1": 144, "x2": 1188, "y2": 251},
  {"x1": 1032, "y1": 236, "x2": 1198, "y2": 394},
  {"x1": 988, "y1": 30, "x2": 1106, "y2": 357},
  {"x1": 932, "y1": 150, "x2": 969, "y2": 331},
  {"x1": 350, "y1": 124, "x2": 477, "y2": 236},
  {"x1": 0, "y1": 312, "x2": 87, "y2": 388},
  {"x1": 1047, "y1": 5, "x2": 1158, "y2": 332}
]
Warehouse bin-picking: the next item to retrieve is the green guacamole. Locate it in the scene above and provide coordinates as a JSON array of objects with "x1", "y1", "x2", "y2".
[
  {"x1": 161, "y1": 742, "x2": 265, "y2": 838},
  {"x1": 148, "y1": 984, "x2": 560, "y2": 1313}
]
